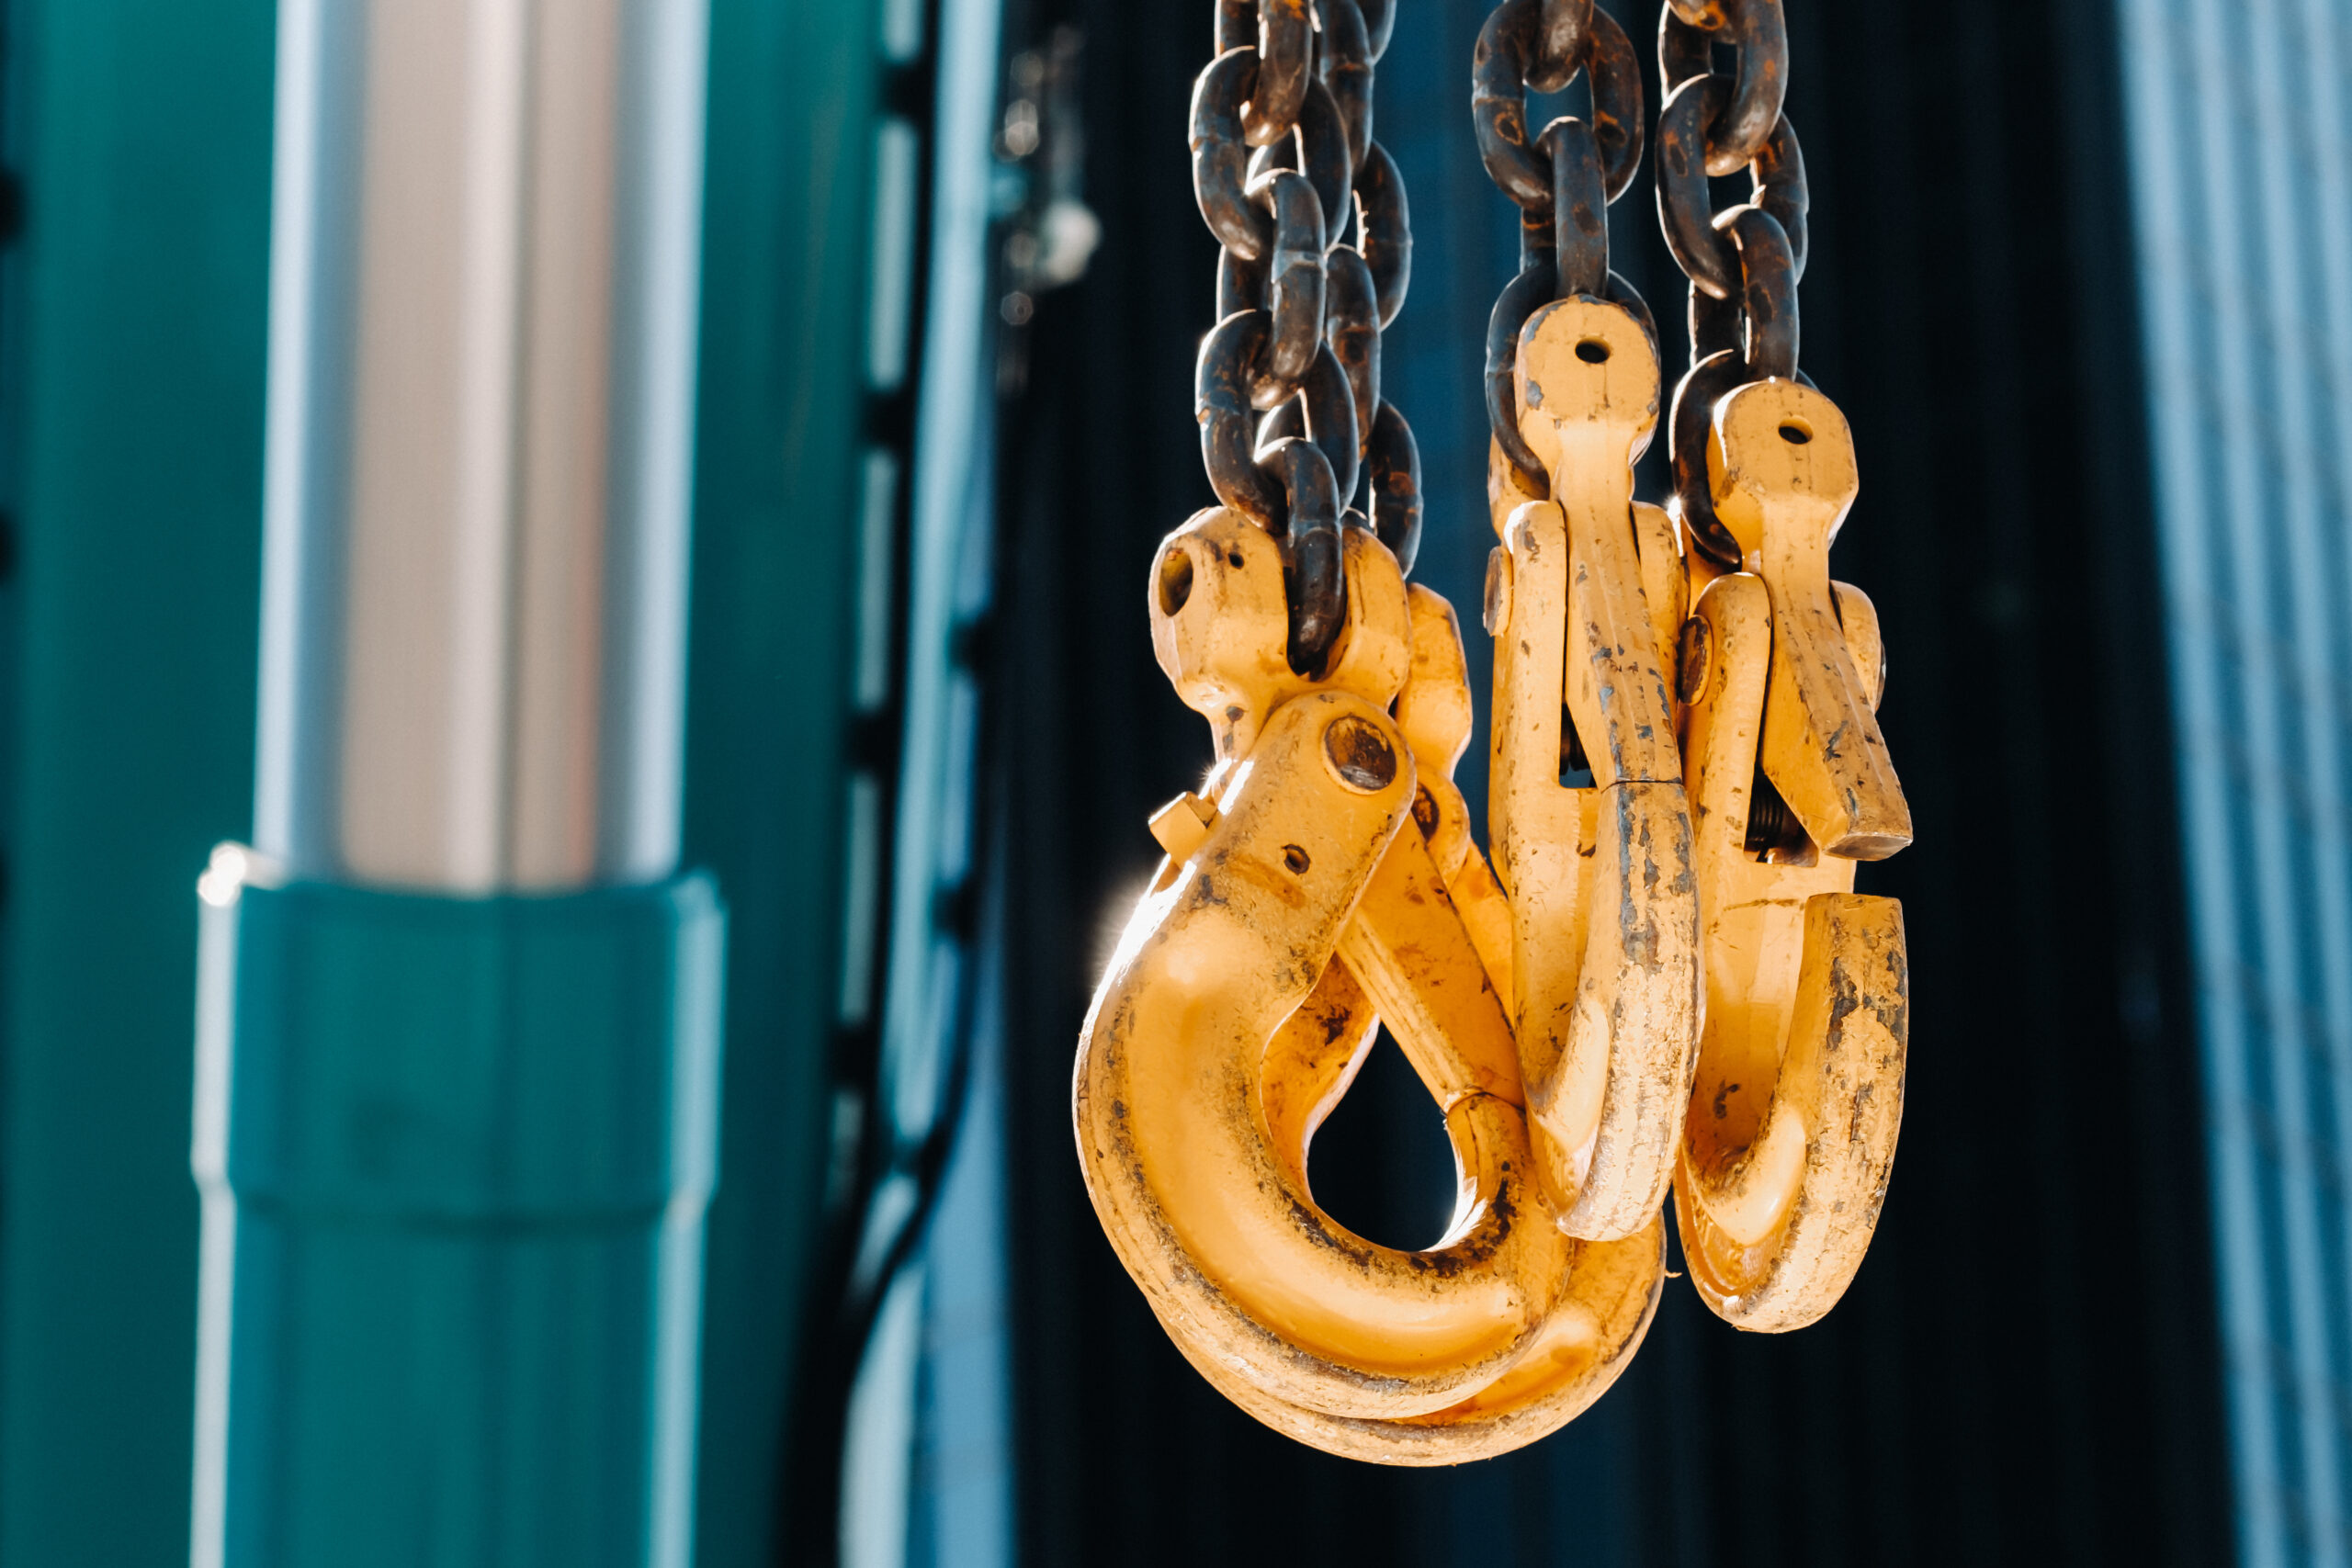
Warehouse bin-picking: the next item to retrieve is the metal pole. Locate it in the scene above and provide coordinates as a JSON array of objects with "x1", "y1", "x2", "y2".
[
  {"x1": 251, "y1": 0, "x2": 704, "y2": 891},
  {"x1": 193, "y1": 1, "x2": 723, "y2": 1563}
]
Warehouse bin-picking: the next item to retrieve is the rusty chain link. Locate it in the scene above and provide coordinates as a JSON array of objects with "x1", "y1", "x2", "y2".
[
  {"x1": 1192, "y1": 0, "x2": 1424, "y2": 672},
  {"x1": 1653, "y1": 0, "x2": 1808, "y2": 568},
  {"x1": 1472, "y1": 0, "x2": 1649, "y2": 498}
]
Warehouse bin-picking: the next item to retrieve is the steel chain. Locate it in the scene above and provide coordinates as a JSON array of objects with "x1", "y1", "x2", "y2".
[
  {"x1": 1192, "y1": 0, "x2": 1424, "y2": 672},
  {"x1": 1652, "y1": 0, "x2": 1807, "y2": 567},
  {"x1": 1472, "y1": 0, "x2": 1650, "y2": 499}
]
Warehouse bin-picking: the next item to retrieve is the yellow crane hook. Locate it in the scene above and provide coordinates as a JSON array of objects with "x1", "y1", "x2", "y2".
[
  {"x1": 1669, "y1": 380, "x2": 1911, "y2": 1329},
  {"x1": 1075, "y1": 511, "x2": 1661, "y2": 1452},
  {"x1": 1487, "y1": 297, "x2": 1703, "y2": 1243}
]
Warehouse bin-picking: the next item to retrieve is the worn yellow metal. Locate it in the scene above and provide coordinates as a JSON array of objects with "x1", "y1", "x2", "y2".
[
  {"x1": 1174, "y1": 1211, "x2": 1663, "y2": 1466},
  {"x1": 1198, "y1": 588, "x2": 1665, "y2": 1463},
  {"x1": 1076, "y1": 317, "x2": 1913, "y2": 1461},
  {"x1": 1150, "y1": 507, "x2": 1410, "y2": 771},
  {"x1": 1668, "y1": 382, "x2": 1911, "y2": 1331},
  {"x1": 1075, "y1": 509, "x2": 1662, "y2": 1458},
  {"x1": 1488, "y1": 298, "x2": 1701, "y2": 1243},
  {"x1": 1396, "y1": 585, "x2": 1513, "y2": 1003},
  {"x1": 1082, "y1": 0, "x2": 1919, "y2": 1466},
  {"x1": 1705, "y1": 380, "x2": 1911, "y2": 860}
]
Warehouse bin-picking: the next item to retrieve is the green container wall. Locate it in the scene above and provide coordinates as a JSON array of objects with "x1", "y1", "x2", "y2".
[
  {"x1": 0, "y1": 2, "x2": 276, "y2": 1562},
  {"x1": 684, "y1": 0, "x2": 881, "y2": 1562},
  {"x1": 0, "y1": 0, "x2": 883, "y2": 1562},
  {"x1": 196, "y1": 875, "x2": 726, "y2": 1568}
]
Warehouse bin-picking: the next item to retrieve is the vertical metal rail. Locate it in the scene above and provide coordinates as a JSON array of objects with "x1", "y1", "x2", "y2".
[
  {"x1": 776, "y1": 0, "x2": 1029, "y2": 1558},
  {"x1": 192, "y1": 3, "x2": 724, "y2": 1564},
  {"x1": 774, "y1": 0, "x2": 941, "y2": 1558},
  {"x1": 844, "y1": 0, "x2": 1012, "y2": 1543}
]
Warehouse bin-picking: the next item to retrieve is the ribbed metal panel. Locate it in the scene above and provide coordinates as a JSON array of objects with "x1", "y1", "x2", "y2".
[{"x1": 2118, "y1": 0, "x2": 2352, "y2": 1561}]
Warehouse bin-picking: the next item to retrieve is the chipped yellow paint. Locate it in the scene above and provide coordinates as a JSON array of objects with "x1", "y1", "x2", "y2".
[
  {"x1": 1491, "y1": 298, "x2": 1702, "y2": 1243},
  {"x1": 1633, "y1": 501, "x2": 1688, "y2": 694},
  {"x1": 1258, "y1": 957, "x2": 1379, "y2": 1201},
  {"x1": 1673, "y1": 557, "x2": 1909, "y2": 1331},
  {"x1": 1151, "y1": 508, "x2": 1409, "y2": 764},
  {"x1": 1079, "y1": 687, "x2": 1576, "y2": 1420},
  {"x1": 1706, "y1": 380, "x2": 1911, "y2": 860},
  {"x1": 1396, "y1": 585, "x2": 1513, "y2": 999},
  {"x1": 1172, "y1": 1212, "x2": 1665, "y2": 1466},
  {"x1": 1078, "y1": 514, "x2": 1662, "y2": 1455}
]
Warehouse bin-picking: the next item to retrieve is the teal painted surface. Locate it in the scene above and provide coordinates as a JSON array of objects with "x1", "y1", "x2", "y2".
[
  {"x1": 684, "y1": 0, "x2": 882, "y2": 1562},
  {"x1": 194, "y1": 874, "x2": 725, "y2": 1568},
  {"x1": 0, "y1": 0, "x2": 277, "y2": 1563},
  {"x1": 0, "y1": 0, "x2": 877, "y2": 1559}
]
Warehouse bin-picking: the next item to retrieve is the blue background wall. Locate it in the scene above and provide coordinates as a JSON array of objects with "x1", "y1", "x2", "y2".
[{"x1": 2120, "y1": 0, "x2": 2352, "y2": 1561}]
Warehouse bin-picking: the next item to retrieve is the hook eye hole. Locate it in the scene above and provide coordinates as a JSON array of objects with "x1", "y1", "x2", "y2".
[
  {"x1": 1158, "y1": 547, "x2": 1195, "y2": 615},
  {"x1": 1575, "y1": 338, "x2": 1611, "y2": 365},
  {"x1": 1778, "y1": 419, "x2": 1814, "y2": 446}
]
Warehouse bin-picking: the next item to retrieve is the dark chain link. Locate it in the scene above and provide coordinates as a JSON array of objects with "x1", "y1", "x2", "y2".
[
  {"x1": 1652, "y1": 0, "x2": 1807, "y2": 568},
  {"x1": 1473, "y1": 0, "x2": 1650, "y2": 498},
  {"x1": 1191, "y1": 0, "x2": 1424, "y2": 672}
]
